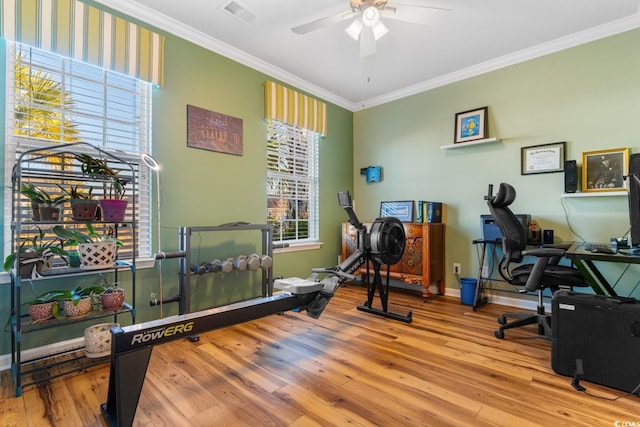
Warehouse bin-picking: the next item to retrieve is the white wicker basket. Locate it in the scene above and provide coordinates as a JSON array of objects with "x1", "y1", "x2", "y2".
[{"x1": 78, "y1": 241, "x2": 117, "y2": 270}]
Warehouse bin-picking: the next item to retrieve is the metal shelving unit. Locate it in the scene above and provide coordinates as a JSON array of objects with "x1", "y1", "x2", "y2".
[{"x1": 8, "y1": 142, "x2": 138, "y2": 397}]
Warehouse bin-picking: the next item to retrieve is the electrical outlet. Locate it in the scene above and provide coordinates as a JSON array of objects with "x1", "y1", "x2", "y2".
[
  {"x1": 482, "y1": 266, "x2": 489, "y2": 278},
  {"x1": 453, "y1": 263, "x2": 461, "y2": 275}
]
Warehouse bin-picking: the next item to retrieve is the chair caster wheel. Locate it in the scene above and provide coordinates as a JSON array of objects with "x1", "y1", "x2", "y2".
[
  {"x1": 497, "y1": 316, "x2": 507, "y2": 325},
  {"x1": 494, "y1": 329, "x2": 505, "y2": 339}
]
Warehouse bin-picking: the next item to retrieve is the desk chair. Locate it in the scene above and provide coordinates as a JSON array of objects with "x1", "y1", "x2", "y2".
[{"x1": 485, "y1": 183, "x2": 590, "y2": 339}]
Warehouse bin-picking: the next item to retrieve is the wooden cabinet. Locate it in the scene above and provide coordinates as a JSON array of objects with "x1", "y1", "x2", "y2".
[{"x1": 341, "y1": 222, "x2": 445, "y2": 301}]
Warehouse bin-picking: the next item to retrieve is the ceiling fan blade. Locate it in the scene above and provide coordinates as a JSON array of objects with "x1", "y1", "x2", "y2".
[
  {"x1": 381, "y1": 4, "x2": 450, "y2": 25},
  {"x1": 292, "y1": 10, "x2": 358, "y2": 35},
  {"x1": 386, "y1": 2, "x2": 452, "y2": 12}
]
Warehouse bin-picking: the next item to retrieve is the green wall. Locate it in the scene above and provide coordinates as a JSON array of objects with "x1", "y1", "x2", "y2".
[
  {"x1": 2, "y1": 7, "x2": 639, "y2": 358},
  {"x1": 353, "y1": 29, "x2": 640, "y2": 298},
  {"x1": 0, "y1": 26, "x2": 353, "y2": 355}
]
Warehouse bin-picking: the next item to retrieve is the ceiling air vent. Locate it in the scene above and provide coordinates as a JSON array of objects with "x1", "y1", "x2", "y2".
[{"x1": 220, "y1": 0, "x2": 256, "y2": 23}]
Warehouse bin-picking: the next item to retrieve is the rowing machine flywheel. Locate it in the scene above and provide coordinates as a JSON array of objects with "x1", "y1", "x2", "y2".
[{"x1": 369, "y1": 217, "x2": 406, "y2": 265}]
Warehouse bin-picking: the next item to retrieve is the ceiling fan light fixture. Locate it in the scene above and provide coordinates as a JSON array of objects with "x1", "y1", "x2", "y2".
[
  {"x1": 345, "y1": 19, "x2": 363, "y2": 40},
  {"x1": 361, "y1": 6, "x2": 381, "y2": 27},
  {"x1": 371, "y1": 20, "x2": 388, "y2": 40}
]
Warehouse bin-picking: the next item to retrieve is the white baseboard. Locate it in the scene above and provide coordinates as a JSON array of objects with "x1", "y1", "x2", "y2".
[
  {"x1": 0, "y1": 337, "x2": 85, "y2": 372},
  {"x1": 446, "y1": 287, "x2": 552, "y2": 312}
]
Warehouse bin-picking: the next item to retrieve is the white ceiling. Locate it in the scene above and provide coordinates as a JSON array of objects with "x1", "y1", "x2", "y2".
[{"x1": 95, "y1": 0, "x2": 640, "y2": 111}]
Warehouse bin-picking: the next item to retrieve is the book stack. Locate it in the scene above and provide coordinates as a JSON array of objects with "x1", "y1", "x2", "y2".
[{"x1": 416, "y1": 201, "x2": 443, "y2": 223}]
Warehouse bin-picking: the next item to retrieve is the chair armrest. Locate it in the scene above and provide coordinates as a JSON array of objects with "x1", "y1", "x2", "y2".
[
  {"x1": 541, "y1": 243, "x2": 571, "y2": 250},
  {"x1": 522, "y1": 247, "x2": 566, "y2": 258}
]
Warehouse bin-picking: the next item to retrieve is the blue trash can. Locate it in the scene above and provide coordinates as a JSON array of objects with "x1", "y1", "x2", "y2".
[{"x1": 459, "y1": 277, "x2": 478, "y2": 305}]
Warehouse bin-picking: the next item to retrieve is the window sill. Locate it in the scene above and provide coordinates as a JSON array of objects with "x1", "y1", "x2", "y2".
[{"x1": 274, "y1": 242, "x2": 323, "y2": 254}]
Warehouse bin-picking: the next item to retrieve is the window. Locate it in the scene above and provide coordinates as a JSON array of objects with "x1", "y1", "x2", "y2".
[
  {"x1": 3, "y1": 42, "x2": 153, "y2": 262},
  {"x1": 266, "y1": 120, "x2": 319, "y2": 245}
]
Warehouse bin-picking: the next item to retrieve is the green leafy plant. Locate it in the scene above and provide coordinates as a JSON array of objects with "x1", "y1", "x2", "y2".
[
  {"x1": 58, "y1": 285, "x2": 104, "y2": 304},
  {"x1": 75, "y1": 153, "x2": 127, "y2": 199},
  {"x1": 3, "y1": 226, "x2": 69, "y2": 272},
  {"x1": 52, "y1": 223, "x2": 123, "y2": 246},
  {"x1": 20, "y1": 182, "x2": 66, "y2": 205},
  {"x1": 4, "y1": 285, "x2": 100, "y2": 329},
  {"x1": 4, "y1": 290, "x2": 65, "y2": 329},
  {"x1": 57, "y1": 184, "x2": 93, "y2": 200}
]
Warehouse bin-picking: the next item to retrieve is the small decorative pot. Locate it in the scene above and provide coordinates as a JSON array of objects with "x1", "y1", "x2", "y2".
[
  {"x1": 18, "y1": 252, "x2": 43, "y2": 278},
  {"x1": 38, "y1": 203, "x2": 61, "y2": 221},
  {"x1": 85, "y1": 322, "x2": 119, "y2": 358},
  {"x1": 29, "y1": 301, "x2": 56, "y2": 322},
  {"x1": 70, "y1": 198, "x2": 99, "y2": 221},
  {"x1": 63, "y1": 297, "x2": 92, "y2": 318},
  {"x1": 78, "y1": 241, "x2": 118, "y2": 270},
  {"x1": 99, "y1": 199, "x2": 128, "y2": 222},
  {"x1": 101, "y1": 290, "x2": 125, "y2": 310}
]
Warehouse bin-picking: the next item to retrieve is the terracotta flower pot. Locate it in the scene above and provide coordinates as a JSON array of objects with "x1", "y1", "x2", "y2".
[
  {"x1": 29, "y1": 301, "x2": 56, "y2": 322},
  {"x1": 63, "y1": 297, "x2": 92, "y2": 318},
  {"x1": 70, "y1": 198, "x2": 99, "y2": 221},
  {"x1": 101, "y1": 290, "x2": 125, "y2": 310}
]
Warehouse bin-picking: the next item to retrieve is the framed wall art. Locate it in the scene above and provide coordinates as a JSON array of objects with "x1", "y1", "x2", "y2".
[
  {"x1": 380, "y1": 200, "x2": 414, "y2": 222},
  {"x1": 582, "y1": 147, "x2": 629, "y2": 192},
  {"x1": 521, "y1": 141, "x2": 566, "y2": 175},
  {"x1": 187, "y1": 104, "x2": 243, "y2": 156},
  {"x1": 454, "y1": 106, "x2": 488, "y2": 144}
]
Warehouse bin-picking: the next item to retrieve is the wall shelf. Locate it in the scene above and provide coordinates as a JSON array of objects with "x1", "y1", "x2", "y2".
[
  {"x1": 440, "y1": 137, "x2": 500, "y2": 150},
  {"x1": 561, "y1": 191, "x2": 627, "y2": 198}
]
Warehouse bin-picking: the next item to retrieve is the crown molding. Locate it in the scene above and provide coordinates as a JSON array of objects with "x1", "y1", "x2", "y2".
[
  {"x1": 91, "y1": 0, "x2": 354, "y2": 110},
  {"x1": 361, "y1": 13, "x2": 640, "y2": 110},
  {"x1": 92, "y1": 1, "x2": 640, "y2": 113}
]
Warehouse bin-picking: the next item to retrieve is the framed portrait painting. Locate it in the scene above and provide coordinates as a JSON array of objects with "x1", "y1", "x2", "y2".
[{"x1": 582, "y1": 148, "x2": 629, "y2": 192}]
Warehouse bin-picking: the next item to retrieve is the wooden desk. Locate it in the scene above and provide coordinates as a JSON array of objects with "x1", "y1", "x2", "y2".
[{"x1": 565, "y1": 242, "x2": 640, "y2": 297}]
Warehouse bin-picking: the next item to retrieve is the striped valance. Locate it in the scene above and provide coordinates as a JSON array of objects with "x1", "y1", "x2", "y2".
[
  {"x1": 1, "y1": 0, "x2": 164, "y2": 86},
  {"x1": 265, "y1": 80, "x2": 327, "y2": 136}
]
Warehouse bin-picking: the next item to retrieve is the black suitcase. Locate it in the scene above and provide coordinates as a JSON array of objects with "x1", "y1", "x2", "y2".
[{"x1": 551, "y1": 291, "x2": 640, "y2": 393}]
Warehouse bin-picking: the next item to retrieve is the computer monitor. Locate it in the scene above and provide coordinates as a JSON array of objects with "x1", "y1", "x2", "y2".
[{"x1": 626, "y1": 173, "x2": 640, "y2": 248}]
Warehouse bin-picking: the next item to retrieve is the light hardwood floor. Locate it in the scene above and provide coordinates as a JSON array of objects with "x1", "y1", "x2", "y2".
[{"x1": 2, "y1": 283, "x2": 640, "y2": 426}]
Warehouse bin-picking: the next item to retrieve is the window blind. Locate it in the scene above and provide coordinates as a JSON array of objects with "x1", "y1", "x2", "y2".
[
  {"x1": 4, "y1": 41, "x2": 153, "y2": 261},
  {"x1": 266, "y1": 119, "x2": 319, "y2": 244}
]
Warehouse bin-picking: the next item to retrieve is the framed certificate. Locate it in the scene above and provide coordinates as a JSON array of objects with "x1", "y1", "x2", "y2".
[{"x1": 521, "y1": 141, "x2": 565, "y2": 175}]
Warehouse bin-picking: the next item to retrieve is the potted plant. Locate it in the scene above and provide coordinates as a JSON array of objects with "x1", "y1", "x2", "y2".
[
  {"x1": 4, "y1": 226, "x2": 69, "y2": 278},
  {"x1": 75, "y1": 153, "x2": 129, "y2": 221},
  {"x1": 23, "y1": 290, "x2": 67, "y2": 322},
  {"x1": 58, "y1": 184, "x2": 99, "y2": 221},
  {"x1": 59, "y1": 285, "x2": 103, "y2": 318},
  {"x1": 53, "y1": 224, "x2": 122, "y2": 270},
  {"x1": 99, "y1": 282, "x2": 126, "y2": 310},
  {"x1": 6, "y1": 285, "x2": 103, "y2": 328},
  {"x1": 19, "y1": 183, "x2": 66, "y2": 221}
]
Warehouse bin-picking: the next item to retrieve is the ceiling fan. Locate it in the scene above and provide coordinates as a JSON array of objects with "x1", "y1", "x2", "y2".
[{"x1": 291, "y1": 0, "x2": 451, "y2": 57}]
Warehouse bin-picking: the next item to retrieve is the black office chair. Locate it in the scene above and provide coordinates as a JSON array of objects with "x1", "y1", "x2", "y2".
[{"x1": 485, "y1": 183, "x2": 590, "y2": 339}]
